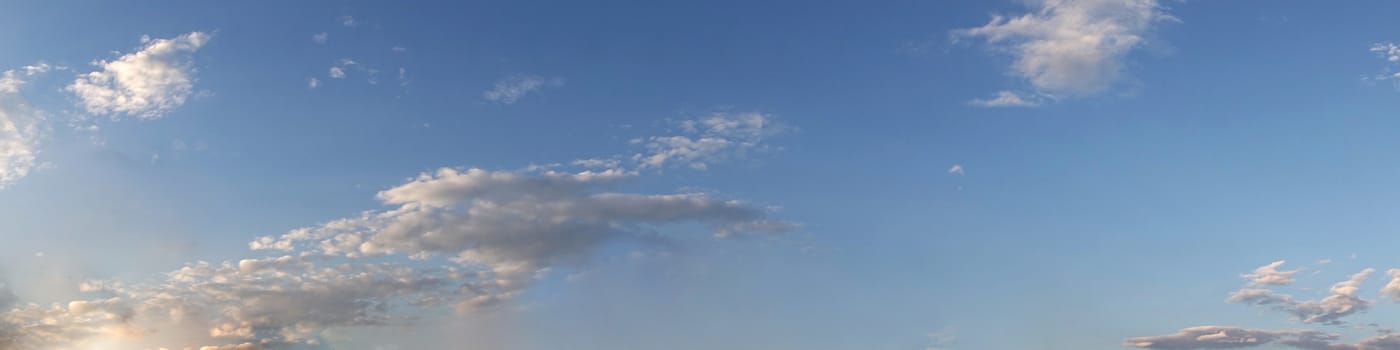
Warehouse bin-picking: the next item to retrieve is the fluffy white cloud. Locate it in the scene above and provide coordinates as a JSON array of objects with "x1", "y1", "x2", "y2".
[
  {"x1": 482, "y1": 76, "x2": 563, "y2": 104},
  {"x1": 328, "y1": 66, "x2": 346, "y2": 79},
  {"x1": 969, "y1": 90, "x2": 1041, "y2": 107},
  {"x1": 634, "y1": 112, "x2": 787, "y2": 170},
  {"x1": 1243, "y1": 260, "x2": 1299, "y2": 286},
  {"x1": 67, "y1": 32, "x2": 211, "y2": 119},
  {"x1": 956, "y1": 0, "x2": 1171, "y2": 97}
]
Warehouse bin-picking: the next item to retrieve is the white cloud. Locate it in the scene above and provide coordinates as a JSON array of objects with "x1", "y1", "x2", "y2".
[
  {"x1": 307, "y1": 77, "x2": 320, "y2": 90},
  {"x1": 947, "y1": 164, "x2": 964, "y2": 175},
  {"x1": 483, "y1": 75, "x2": 563, "y2": 104},
  {"x1": 634, "y1": 112, "x2": 787, "y2": 170},
  {"x1": 312, "y1": 32, "x2": 328, "y2": 44},
  {"x1": 1230, "y1": 268, "x2": 1373, "y2": 325},
  {"x1": 969, "y1": 90, "x2": 1041, "y2": 107},
  {"x1": 1243, "y1": 260, "x2": 1299, "y2": 286},
  {"x1": 956, "y1": 0, "x2": 1171, "y2": 97},
  {"x1": 328, "y1": 66, "x2": 346, "y2": 79},
  {"x1": 67, "y1": 32, "x2": 211, "y2": 119},
  {"x1": 339, "y1": 15, "x2": 357, "y2": 27}
]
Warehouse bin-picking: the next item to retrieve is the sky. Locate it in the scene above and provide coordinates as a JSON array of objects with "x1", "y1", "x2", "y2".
[{"x1": 6, "y1": 0, "x2": 1400, "y2": 349}]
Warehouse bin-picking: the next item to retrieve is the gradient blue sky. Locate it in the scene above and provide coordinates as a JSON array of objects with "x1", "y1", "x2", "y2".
[{"x1": 5, "y1": 1, "x2": 1400, "y2": 349}]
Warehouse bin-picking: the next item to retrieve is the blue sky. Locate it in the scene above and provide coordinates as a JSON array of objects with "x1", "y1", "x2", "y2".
[{"x1": 6, "y1": 0, "x2": 1400, "y2": 349}]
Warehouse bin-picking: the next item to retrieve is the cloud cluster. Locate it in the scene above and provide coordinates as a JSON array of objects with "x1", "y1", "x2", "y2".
[
  {"x1": 0, "y1": 115, "x2": 794, "y2": 348},
  {"x1": 956, "y1": 0, "x2": 1172, "y2": 104},
  {"x1": 1229, "y1": 268, "x2": 1373, "y2": 325},
  {"x1": 633, "y1": 111, "x2": 787, "y2": 170},
  {"x1": 1369, "y1": 42, "x2": 1400, "y2": 86},
  {"x1": 482, "y1": 76, "x2": 563, "y2": 104},
  {"x1": 1125, "y1": 261, "x2": 1400, "y2": 350},
  {"x1": 67, "y1": 32, "x2": 211, "y2": 119}
]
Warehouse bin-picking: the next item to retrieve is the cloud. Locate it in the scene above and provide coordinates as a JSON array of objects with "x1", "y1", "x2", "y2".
[
  {"x1": 1369, "y1": 42, "x2": 1400, "y2": 86},
  {"x1": 312, "y1": 32, "x2": 328, "y2": 44},
  {"x1": 633, "y1": 111, "x2": 787, "y2": 170},
  {"x1": 1243, "y1": 260, "x2": 1300, "y2": 286},
  {"x1": 969, "y1": 90, "x2": 1041, "y2": 107},
  {"x1": 0, "y1": 87, "x2": 43, "y2": 189},
  {"x1": 482, "y1": 76, "x2": 563, "y2": 104},
  {"x1": 328, "y1": 66, "x2": 346, "y2": 79},
  {"x1": 0, "y1": 117, "x2": 796, "y2": 348},
  {"x1": 67, "y1": 32, "x2": 211, "y2": 119},
  {"x1": 947, "y1": 164, "x2": 964, "y2": 175},
  {"x1": 307, "y1": 77, "x2": 321, "y2": 90},
  {"x1": 955, "y1": 0, "x2": 1171, "y2": 97},
  {"x1": 339, "y1": 16, "x2": 357, "y2": 27},
  {"x1": 1126, "y1": 263, "x2": 1400, "y2": 350},
  {"x1": 0, "y1": 63, "x2": 55, "y2": 94},
  {"x1": 1229, "y1": 268, "x2": 1373, "y2": 325}
]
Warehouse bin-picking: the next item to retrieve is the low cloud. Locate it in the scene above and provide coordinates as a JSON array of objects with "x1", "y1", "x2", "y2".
[{"x1": 67, "y1": 32, "x2": 211, "y2": 119}]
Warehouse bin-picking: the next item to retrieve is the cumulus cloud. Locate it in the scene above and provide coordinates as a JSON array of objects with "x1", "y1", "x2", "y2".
[
  {"x1": 0, "y1": 119, "x2": 795, "y2": 348},
  {"x1": 955, "y1": 0, "x2": 1171, "y2": 98},
  {"x1": 67, "y1": 32, "x2": 211, "y2": 119},
  {"x1": 328, "y1": 66, "x2": 346, "y2": 79},
  {"x1": 482, "y1": 75, "x2": 563, "y2": 104},
  {"x1": 1229, "y1": 268, "x2": 1373, "y2": 325},
  {"x1": 633, "y1": 111, "x2": 787, "y2": 170},
  {"x1": 969, "y1": 90, "x2": 1041, "y2": 107}
]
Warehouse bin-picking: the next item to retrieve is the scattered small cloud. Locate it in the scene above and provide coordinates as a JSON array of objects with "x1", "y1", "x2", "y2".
[
  {"x1": 307, "y1": 77, "x2": 321, "y2": 89},
  {"x1": 339, "y1": 15, "x2": 357, "y2": 27},
  {"x1": 328, "y1": 66, "x2": 346, "y2": 79},
  {"x1": 312, "y1": 32, "x2": 328, "y2": 44},
  {"x1": 633, "y1": 111, "x2": 788, "y2": 171}
]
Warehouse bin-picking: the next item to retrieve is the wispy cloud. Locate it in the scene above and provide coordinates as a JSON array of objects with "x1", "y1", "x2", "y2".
[
  {"x1": 483, "y1": 75, "x2": 564, "y2": 104},
  {"x1": 312, "y1": 32, "x2": 328, "y2": 44},
  {"x1": 969, "y1": 90, "x2": 1041, "y2": 108}
]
